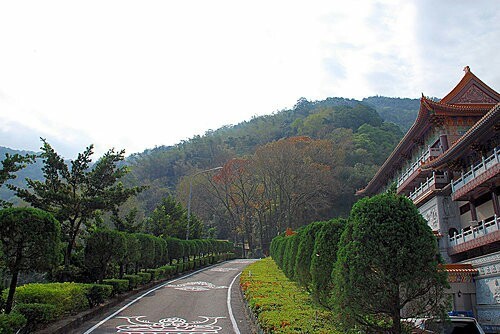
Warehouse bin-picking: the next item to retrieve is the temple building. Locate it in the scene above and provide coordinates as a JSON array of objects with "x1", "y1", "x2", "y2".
[{"x1": 357, "y1": 67, "x2": 500, "y2": 332}]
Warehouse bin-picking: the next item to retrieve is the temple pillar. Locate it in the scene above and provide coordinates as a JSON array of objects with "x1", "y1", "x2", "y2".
[
  {"x1": 469, "y1": 200, "x2": 478, "y2": 222},
  {"x1": 439, "y1": 134, "x2": 449, "y2": 152}
]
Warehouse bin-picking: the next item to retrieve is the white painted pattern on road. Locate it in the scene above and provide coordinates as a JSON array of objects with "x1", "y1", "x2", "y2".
[
  {"x1": 164, "y1": 281, "x2": 227, "y2": 291},
  {"x1": 82, "y1": 265, "x2": 219, "y2": 334},
  {"x1": 209, "y1": 268, "x2": 238, "y2": 272},
  {"x1": 116, "y1": 315, "x2": 224, "y2": 333}
]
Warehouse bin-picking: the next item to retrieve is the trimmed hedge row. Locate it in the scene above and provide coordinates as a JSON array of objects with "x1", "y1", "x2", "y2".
[
  {"x1": 270, "y1": 219, "x2": 345, "y2": 305},
  {"x1": 1, "y1": 251, "x2": 236, "y2": 332}
]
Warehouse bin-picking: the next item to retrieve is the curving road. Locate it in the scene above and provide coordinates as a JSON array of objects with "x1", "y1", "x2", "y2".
[{"x1": 72, "y1": 259, "x2": 257, "y2": 334}]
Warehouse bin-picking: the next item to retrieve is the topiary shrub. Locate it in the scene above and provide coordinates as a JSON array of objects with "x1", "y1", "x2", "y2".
[
  {"x1": 146, "y1": 268, "x2": 162, "y2": 281},
  {"x1": 102, "y1": 279, "x2": 129, "y2": 296},
  {"x1": 123, "y1": 275, "x2": 141, "y2": 290},
  {"x1": 0, "y1": 312, "x2": 27, "y2": 334},
  {"x1": 83, "y1": 284, "x2": 113, "y2": 308},
  {"x1": 310, "y1": 218, "x2": 345, "y2": 307},
  {"x1": 137, "y1": 272, "x2": 152, "y2": 285},
  {"x1": 9, "y1": 282, "x2": 88, "y2": 317},
  {"x1": 14, "y1": 302, "x2": 57, "y2": 331}
]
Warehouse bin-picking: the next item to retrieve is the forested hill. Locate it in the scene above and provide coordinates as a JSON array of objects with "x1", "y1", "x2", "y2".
[
  {"x1": 1, "y1": 96, "x2": 419, "y2": 221},
  {"x1": 125, "y1": 96, "x2": 419, "y2": 214},
  {"x1": 0, "y1": 147, "x2": 42, "y2": 205}
]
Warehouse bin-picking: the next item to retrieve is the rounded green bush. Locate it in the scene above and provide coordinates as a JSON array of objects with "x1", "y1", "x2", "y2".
[
  {"x1": 102, "y1": 279, "x2": 129, "y2": 295},
  {"x1": 14, "y1": 302, "x2": 57, "y2": 331},
  {"x1": 83, "y1": 284, "x2": 113, "y2": 307},
  {"x1": 137, "y1": 272, "x2": 152, "y2": 284}
]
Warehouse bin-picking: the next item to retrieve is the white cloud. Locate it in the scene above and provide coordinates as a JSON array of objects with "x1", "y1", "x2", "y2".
[{"x1": 0, "y1": 0, "x2": 498, "y2": 158}]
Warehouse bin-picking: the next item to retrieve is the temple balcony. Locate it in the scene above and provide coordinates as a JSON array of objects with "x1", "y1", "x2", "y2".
[
  {"x1": 451, "y1": 147, "x2": 500, "y2": 201},
  {"x1": 397, "y1": 147, "x2": 442, "y2": 189},
  {"x1": 408, "y1": 172, "x2": 448, "y2": 203},
  {"x1": 448, "y1": 215, "x2": 500, "y2": 256}
]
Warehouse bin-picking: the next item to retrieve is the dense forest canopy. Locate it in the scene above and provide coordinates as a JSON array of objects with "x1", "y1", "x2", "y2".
[{"x1": 1, "y1": 96, "x2": 418, "y2": 252}]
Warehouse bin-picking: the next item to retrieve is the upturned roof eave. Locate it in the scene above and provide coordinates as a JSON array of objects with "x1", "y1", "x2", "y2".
[
  {"x1": 421, "y1": 103, "x2": 500, "y2": 171},
  {"x1": 356, "y1": 97, "x2": 431, "y2": 196},
  {"x1": 441, "y1": 68, "x2": 500, "y2": 104}
]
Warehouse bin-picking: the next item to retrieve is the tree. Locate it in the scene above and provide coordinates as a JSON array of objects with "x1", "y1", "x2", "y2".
[
  {"x1": 84, "y1": 228, "x2": 127, "y2": 283},
  {"x1": 332, "y1": 193, "x2": 449, "y2": 334},
  {"x1": 209, "y1": 158, "x2": 258, "y2": 255},
  {"x1": 0, "y1": 207, "x2": 61, "y2": 313},
  {"x1": 294, "y1": 221, "x2": 325, "y2": 290},
  {"x1": 0, "y1": 153, "x2": 35, "y2": 208},
  {"x1": 164, "y1": 236, "x2": 184, "y2": 265},
  {"x1": 310, "y1": 218, "x2": 345, "y2": 307},
  {"x1": 143, "y1": 195, "x2": 201, "y2": 239},
  {"x1": 10, "y1": 139, "x2": 144, "y2": 267},
  {"x1": 134, "y1": 233, "x2": 156, "y2": 272},
  {"x1": 119, "y1": 232, "x2": 140, "y2": 278}
]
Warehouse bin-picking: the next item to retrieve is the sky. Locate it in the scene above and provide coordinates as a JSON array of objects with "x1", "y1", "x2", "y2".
[{"x1": 0, "y1": 0, "x2": 499, "y2": 159}]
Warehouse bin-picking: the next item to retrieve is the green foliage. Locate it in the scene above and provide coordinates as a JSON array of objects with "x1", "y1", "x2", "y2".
[
  {"x1": 123, "y1": 274, "x2": 141, "y2": 289},
  {"x1": 0, "y1": 207, "x2": 61, "y2": 313},
  {"x1": 282, "y1": 235, "x2": 299, "y2": 280},
  {"x1": 144, "y1": 195, "x2": 190, "y2": 238},
  {"x1": 294, "y1": 221, "x2": 325, "y2": 289},
  {"x1": 0, "y1": 151, "x2": 35, "y2": 208},
  {"x1": 332, "y1": 193, "x2": 449, "y2": 333},
  {"x1": 362, "y1": 96, "x2": 419, "y2": 131},
  {"x1": 241, "y1": 258, "x2": 340, "y2": 333},
  {"x1": 164, "y1": 237, "x2": 184, "y2": 264},
  {"x1": 9, "y1": 139, "x2": 144, "y2": 266},
  {"x1": 102, "y1": 279, "x2": 130, "y2": 295},
  {"x1": 134, "y1": 233, "x2": 156, "y2": 271},
  {"x1": 8, "y1": 282, "x2": 89, "y2": 317},
  {"x1": 0, "y1": 312, "x2": 27, "y2": 334},
  {"x1": 119, "y1": 232, "x2": 140, "y2": 278},
  {"x1": 310, "y1": 218, "x2": 345, "y2": 307},
  {"x1": 14, "y1": 302, "x2": 58, "y2": 330},
  {"x1": 83, "y1": 284, "x2": 113, "y2": 307},
  {"x1": 146, "y1": 268, "x2": 163, "y2": 281},
  {"x1": 84, "y1": 228, "x2": 127, "y2": 283},
  {"x1": 137, "y1": 272, "x2": 152, "y2": 284}
]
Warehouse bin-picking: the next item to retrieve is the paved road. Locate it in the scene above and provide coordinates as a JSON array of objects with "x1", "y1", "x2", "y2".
[{"x1": 72, "y1": 259, "x2": 257, "y2": 334}]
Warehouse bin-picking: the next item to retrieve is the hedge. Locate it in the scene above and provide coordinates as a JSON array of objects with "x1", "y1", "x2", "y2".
[
  {"x1": 102, "y1": 279, "x2": 129, "y2": 296},
  {"x1": 83, "y1": 284, "x2": 113, "y2": 307},
  {"x1": 6, "y1": 282, "x2": 88, "y2": 317},
  {"x1": 123, "y1": 274, "x2": 142, "y2": 289},
  {"x1": 137, "y1": 272, "x2": 152, "y2": 285},
  {"x1": 0, "y1": 312, "x2": 26, "y2": 334},
  {"x1": 14, "y1": 302, "x2": 57, "y2": 331}
]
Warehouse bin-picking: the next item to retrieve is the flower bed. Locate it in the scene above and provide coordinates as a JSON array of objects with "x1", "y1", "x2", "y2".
[{"x1": 240, "y1": 257, "x2": 340, "y2": 334}]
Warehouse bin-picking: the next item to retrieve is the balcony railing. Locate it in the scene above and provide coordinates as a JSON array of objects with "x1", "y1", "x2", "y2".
[
  {"x1": 449, "y1": 215, "x2": 500, "y2": 247},
  {"x1": 452, "y1": 147, "x2": 499, "y2": 193},
  {"x1": 408, "y1": 172, "x2": 448, "y2": 201},
  {"x1": 397, "y1": 147, "x2": 441, "y2": 187}
]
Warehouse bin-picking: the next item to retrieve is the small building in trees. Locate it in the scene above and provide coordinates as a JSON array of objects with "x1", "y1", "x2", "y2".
[{"x1": 357, "y1": 67, "x2": 500, "y2": 332}]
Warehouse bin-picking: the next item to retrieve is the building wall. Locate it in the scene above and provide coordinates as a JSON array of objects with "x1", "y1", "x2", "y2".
[
  {"x1": 465, "y1": 251, "x2": 500, "y2": 332},
  {"x1": 418, "y1": 195, "x2": 460, "y2": 263},
  {"x1": 477, "y1": 200, "x2": 495, "y2": 221}
]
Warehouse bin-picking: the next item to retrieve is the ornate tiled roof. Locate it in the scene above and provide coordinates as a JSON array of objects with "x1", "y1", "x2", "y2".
[
  {"x1": 440, "y1": 66, "x2": 500, "y2": 105},
  {"x1": 444, "y1": 263, "x2": 478, "y2": 274},
  {"x1": 421, "y1": 103, "x2": 500, "y2": 171},
  {"x1": 357, "y1": 68, "x2": 499, "y2": 196}
]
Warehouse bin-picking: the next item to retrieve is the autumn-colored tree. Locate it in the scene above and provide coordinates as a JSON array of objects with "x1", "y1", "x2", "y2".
[{"x1": 209, "y1": 158, "x2": 258, "y2": 256}]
